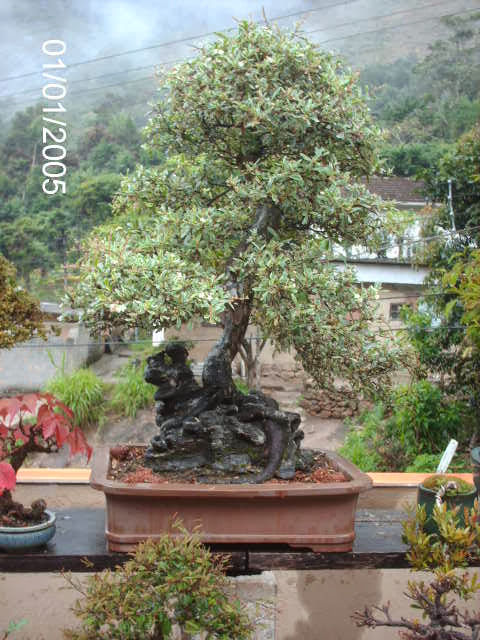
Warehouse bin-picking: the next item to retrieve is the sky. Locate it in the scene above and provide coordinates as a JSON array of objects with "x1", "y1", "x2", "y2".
[{"x1": 1, "y1": 0, "x2": 479, "y2": 112}]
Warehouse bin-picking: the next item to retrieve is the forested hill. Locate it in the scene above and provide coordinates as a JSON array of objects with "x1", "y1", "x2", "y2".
[{"x1": 0, "y1": 3, "x2": 479, "y2": 301}]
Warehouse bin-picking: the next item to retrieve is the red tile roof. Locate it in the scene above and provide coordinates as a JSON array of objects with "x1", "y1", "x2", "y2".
[{"x1": 363, "y1": 177, "x2": 426, "y2": 203}]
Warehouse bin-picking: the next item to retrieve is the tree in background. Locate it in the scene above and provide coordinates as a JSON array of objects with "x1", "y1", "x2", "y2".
[
  {"x1": 0, "y1": 102, "x2": 146, "y2": 299},
  {"x1": 403, "y1": 123, "x2": 480, "y2": 444},
  {"x1": 361, "y1": 12, "x2": 480, "y2": 176},
  {"x1": 0, "y1": 255, "x2": 45, "y2": 349}
]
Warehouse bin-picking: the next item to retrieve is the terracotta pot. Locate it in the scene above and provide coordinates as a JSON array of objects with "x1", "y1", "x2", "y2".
[{"x1": 91, "y1": 446, "x2": 372, "y2": 553}]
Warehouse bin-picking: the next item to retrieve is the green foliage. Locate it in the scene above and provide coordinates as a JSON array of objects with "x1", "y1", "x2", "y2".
[
  {"x1": 72, "y1": 22, "x2": 404, "y2": 398},
  {"x1": 404, "y1": 453, "x2": 469, "y2": 473},
  {"x1": 385, "y1": 380, "x2": 466, "y2": 457},
  {"x1": 45, "y1": 368, "x2": 105, "y2": 428},
  {"x1": 234, "y1": 379, "x2": 250, "y2": 395},
  {"x1": 361, "y1": 13, "x2": 480, "y2": 175},
  {"x1": 379, "y1": 141, "x2": 450, "y2": 177},
  {"x1": 354, "y1": 502, "x2": 480, "y2": 636},
  {"x1": 340, "y1": 381, "x2": 471, "y2": 471},
  {"x1": 1, "y1": 619, "x2": 28, "y2": 639},
  {"x1": 422, "y1": 474, "x2": 474, "y2": 495},
  {"x1": 0, "y1": 98, "x2": 147, "y2": 299},
  {"x1": 403, "y1": 124, "x2": 480, "y2": 438},
  {"x1": 63, "y1": 526, "x2": 252, "y2": 640},
  {"x1": 338, "y1": 405, "x2": 384, "y2": 471},
  {"x1": 110, "y1": 360, "x2": 155, "y2": 418},
  {"x1": 0, "y1": 255, "x2": 45, "y2": 348},
  {"x1": 445, "y1": 248, "x2": 480, "y2": 348}
]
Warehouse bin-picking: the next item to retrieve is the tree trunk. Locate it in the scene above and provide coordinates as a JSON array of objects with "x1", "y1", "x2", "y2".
[{"x1": 201, "y1": 299, "x2": 250, "y2": 398}]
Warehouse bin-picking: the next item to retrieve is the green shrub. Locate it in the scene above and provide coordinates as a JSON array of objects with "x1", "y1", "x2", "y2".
[
  {"x1": 384, "y1": 380, "x2": 466, "y2": 459},
  {"x1": 338, "y1": 405, "x2": 384, "y2": 471},
  {"x1": 340, "y1": 381, "x2": 471, "y2": 472},
  {"x1": 234, "y1": 378, "x2": 250, "y2": 395},
  {"x1": 45, "y1": 368, "x2": 105, "y2": 428},
  {"x1": 405, "y1": 453, "x2": 442, "y2": 473},
  {"x1": 63, "y1": 526, "x2": 253, "y2": 640},
  {"x1": 110, "y1": 361, "x2": 155, "y2": 418},
  {"x1": 405, "y1": 453, "x2": 470, "y2": 473}
]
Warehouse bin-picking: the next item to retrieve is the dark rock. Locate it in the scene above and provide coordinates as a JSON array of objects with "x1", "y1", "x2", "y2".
[{"x1": 144, "y1": 342, "x2": 311, "y2": 482}]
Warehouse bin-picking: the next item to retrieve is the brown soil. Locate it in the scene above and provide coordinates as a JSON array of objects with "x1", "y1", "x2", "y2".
[{"x1": 108, "y1": 446, "x2": 348, "y2": 485}]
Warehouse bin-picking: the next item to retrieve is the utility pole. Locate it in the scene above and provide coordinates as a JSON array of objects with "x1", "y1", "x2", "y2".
[{"x1": 447, "y1": 179, "x2": 456, "y2": 232}]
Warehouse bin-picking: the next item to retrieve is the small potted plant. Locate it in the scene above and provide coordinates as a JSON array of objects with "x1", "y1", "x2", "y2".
[
  {"x1": 417, "y1": 474, "x2": 477, "y2": 534},
  {"x1": 0, "y1": 393, "x2": 92, "y2": 551}
]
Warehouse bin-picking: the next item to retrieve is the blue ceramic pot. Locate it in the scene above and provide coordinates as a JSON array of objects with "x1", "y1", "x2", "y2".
[{"x1": 0, "y1": 510, "x2": 56, "y2": 551}]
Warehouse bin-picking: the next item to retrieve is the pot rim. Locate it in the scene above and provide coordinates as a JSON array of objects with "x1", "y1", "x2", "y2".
[
  {"x1": 0, "y1": 509, "x2": 56, "y2": 534},
  {"x1": 418, "y1": 477, "x2": 476, "y2": 497},
  {"x1": 91, "y1": 445, "x2": 373, "y2": 497}
]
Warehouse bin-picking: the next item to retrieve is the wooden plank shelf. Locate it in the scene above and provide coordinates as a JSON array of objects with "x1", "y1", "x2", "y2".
[{"x1": 1, "y1": 508, "x2": 478, "y2": 574}]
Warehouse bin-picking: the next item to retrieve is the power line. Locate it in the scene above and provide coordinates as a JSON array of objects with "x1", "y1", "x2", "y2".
[
  {"x1": 309, "y1": 5, "x2": 480, "y2": 45},
  {"x1": 0, "y1": 61, "x2": 177, "y2": 101},
  {"x1": 6, "y1": 4, "x2": 479, "y2": 107},
  {"x1": 0, "y1": 0, "x2": 455, "y2": 98},
  {"x1": 6, "y1": 324, "x2": 468, "y2": 350},
  {"x1": 345, "y1": 224, "x2": 480, "y2": 260},
  {"x1": 2, "y1": 0, "x2": 477, "y2": 91},
  {"x1": 306, "y1": 0, "x2": 455, "y2": 37},
  {"x1": 0, "y1": 0, "x2": 362, "y2": 85}
]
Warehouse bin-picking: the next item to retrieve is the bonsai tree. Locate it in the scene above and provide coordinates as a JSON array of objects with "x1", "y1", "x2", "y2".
[
  {"x1": 64, "y1": 524, "x2": 252, "y2": 639},
  {"x1": 0, "y1": 393, "x2": 92, "y2": 526},
  {"x1": 354, "y1": 502, "x2": 480, "y2": 639},
  {"x1": 0, "y1": 255, "x2": 45, "y2": 349},
  {"x1": 72, "y1": 22, "x2": 404, "y2": 481}
]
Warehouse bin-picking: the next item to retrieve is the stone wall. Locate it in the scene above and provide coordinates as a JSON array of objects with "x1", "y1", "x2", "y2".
[{"x1": 298, "y1": 383, "x2": 361, "y2": 419}]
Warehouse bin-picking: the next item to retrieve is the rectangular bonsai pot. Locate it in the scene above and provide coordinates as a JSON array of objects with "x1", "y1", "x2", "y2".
[{"x1": 90, "y1": 446, "x2": 372, "y2": 553}]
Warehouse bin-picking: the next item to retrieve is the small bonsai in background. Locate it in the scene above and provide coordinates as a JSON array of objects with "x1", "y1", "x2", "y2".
[
  {"x1": 63, "y1": 525, "x2": 252, "y2": 639},
  {"x1": 353, "y1": 502, "x2": 480, "y2": 639},
  {"x1": 0, "y1": 393, "x2": 92, "y2": 526}
]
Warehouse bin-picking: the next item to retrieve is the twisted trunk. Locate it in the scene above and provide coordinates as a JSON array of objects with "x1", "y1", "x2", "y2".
[
  {"x1": 202, "y1": 202, "x2": 280, "y2": 394},
  {"x1": 145, "y1": 202, "x2": 310, "y2": 482}
]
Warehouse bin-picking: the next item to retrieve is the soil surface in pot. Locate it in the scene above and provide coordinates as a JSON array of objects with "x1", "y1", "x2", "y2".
[
  {"x1": 422, "y1": 475, "x2": 475, "y2": 495},
  {"x1": 109, "y1": 446, "x2": 348, "y2": 485}
]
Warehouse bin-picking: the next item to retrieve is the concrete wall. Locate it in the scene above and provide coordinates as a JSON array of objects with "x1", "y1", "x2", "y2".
[
  {"x1": 0, "y1": 323, "x2": 103, "y2": 394},
  {"x1": 2, "y1": 568, "x2": 478, "y2": 640},
  {"x1": 0, "y1": 571, "x2": 276, "y2": 640}
]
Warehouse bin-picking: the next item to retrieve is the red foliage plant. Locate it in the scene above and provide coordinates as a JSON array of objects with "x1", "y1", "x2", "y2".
[{"x1": 0, "y1": 393, "x2": 92, "y2": 525}]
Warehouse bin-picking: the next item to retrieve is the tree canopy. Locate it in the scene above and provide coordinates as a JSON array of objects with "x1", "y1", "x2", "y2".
[
  {"x1": 403, "y1": 123, "x2": 480, "y2": 436},
  {"x1": 0, "y1": 255, "x2": 45, "y2": 349},
  {"x1": 72, "y1": 22, "x2": 403, "y2": 396}
]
